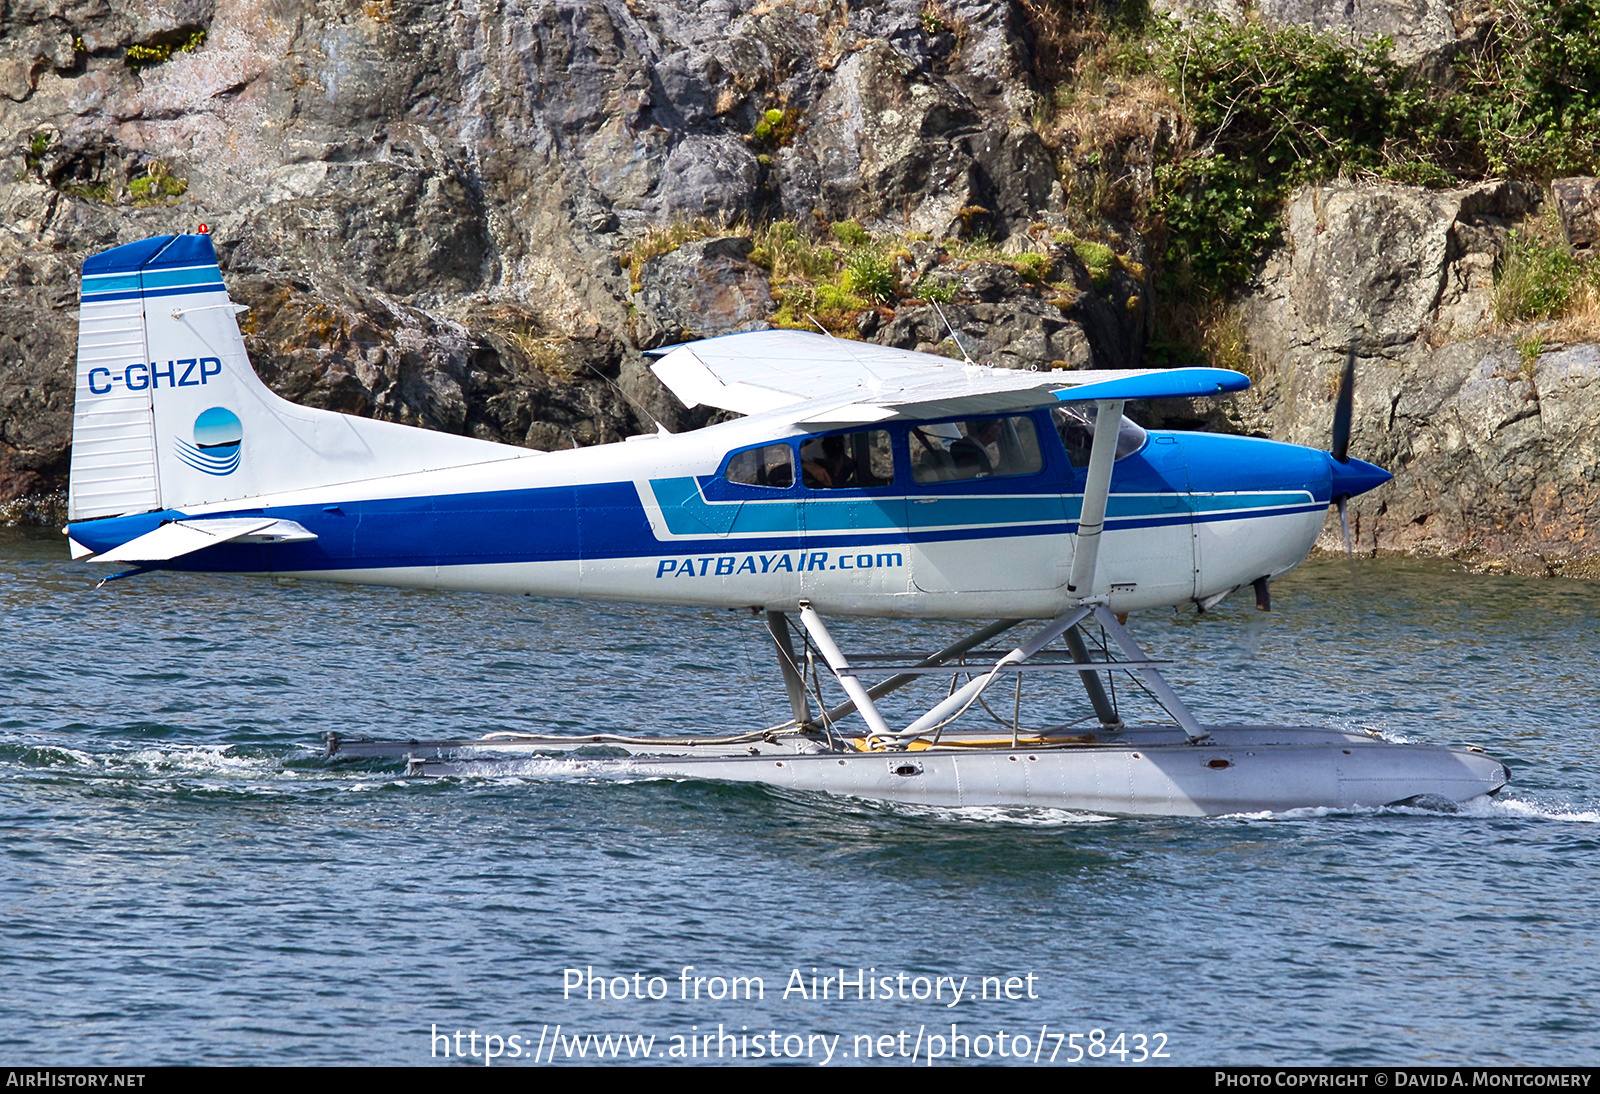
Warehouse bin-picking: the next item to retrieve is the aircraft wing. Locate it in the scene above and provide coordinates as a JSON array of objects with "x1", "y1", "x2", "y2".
[{"x1": 647, "y1": 330, "x2": 1247, "y2": 425}]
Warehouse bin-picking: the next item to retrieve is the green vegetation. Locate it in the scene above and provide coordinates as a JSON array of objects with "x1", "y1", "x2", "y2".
[
  {"x1": 752, "y1": 107, "x2": 803, "y2": 147},
  {"x1": 60, "y1": 182, "x2": 113, "y2": 203},
  {"x1": 1493, "y1": 224, "x2": 1597, "y2": 324},
  {"x1": 626, "y1": 210, "x2": 1135, "y2": 337},
  {"x1": 829, "y1": 220, "x2": 871, "y2": 247},
  {"x1": 1516, "y1": 333, "x2": 1545, "y2": 373},
  {"x1": 843, "y1": 249, "x2": 897, "y2": 304},
  {"x1": 22, "y1": 131, "x2": 50, "y2": 179},
  {"x1": 1018, "y1": 0, "x2": 1600, "y2": 359},
  {"x1": 911, "y1": 274, "x2": 959, "y2": 304},
  {"x1": 1013, "y1": 251, "x2": 1053, "y2": 282},
  {"x1": 1147, "y1": 17, "x2": 1441, "y2": 300},
  {"x1": 1068, "y1": 238, "x2": 1115, "y2": 289},
  {"x1": 627, "y1": 219, "x2": 724, "y2": 291},
  {"x1": 919, "y1": 1, "x2": 963, "y2": 38},
  {"x1": 128, "y1": 160, "x2": 188, "y2": 204},
  {"x1": 125, "y1": 29, "x2": 206, "y2": 73},
  {"x1": 1460, "y1": 1, "x2": 1600, "y2": 178}
]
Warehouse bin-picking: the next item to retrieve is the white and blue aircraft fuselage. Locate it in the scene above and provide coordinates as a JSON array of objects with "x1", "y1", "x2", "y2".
[{"x1": 62, "y1": 232, "x2": 1505, "y2": 816}]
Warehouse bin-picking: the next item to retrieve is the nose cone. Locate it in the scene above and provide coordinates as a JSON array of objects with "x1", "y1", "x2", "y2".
[{"x1": 1328, "y1": 455, "x2": 1392, "y2": 500}]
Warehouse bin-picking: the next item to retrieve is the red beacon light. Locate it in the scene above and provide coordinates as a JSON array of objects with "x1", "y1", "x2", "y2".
[{"x1": 196, "y1": 223, "x2": 209, "y2": 234}]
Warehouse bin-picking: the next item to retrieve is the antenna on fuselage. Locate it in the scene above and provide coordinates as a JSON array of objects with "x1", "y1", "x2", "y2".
[
  {"x1": 931, "y1": 300, "x2": 978, "y2": 367},
  {"x1": 579, "y1": 357, "x2": 672, "y2": 436},
  {"x1": 804, "y1": 313, "x2": 883, "y2": 387}
]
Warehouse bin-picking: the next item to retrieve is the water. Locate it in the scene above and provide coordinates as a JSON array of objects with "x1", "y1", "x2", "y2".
[{"x1": 2, "y1": 526, "x2": 1597, "y2": 1066}]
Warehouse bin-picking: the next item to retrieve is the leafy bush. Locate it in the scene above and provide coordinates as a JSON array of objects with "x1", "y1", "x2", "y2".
[
  {"x1": 912, "y1": 274, "x2": 958, "y2": 303},
  {"x1": 1493, "y1": 230, "x2": 1592, "y2": 323},
  {"x1": 843, "y1": 249, "x2": 896, "y2": 304},
  {"x1": 1461, "y1": 0, "x2": 1600, "y2": 177},
  {"x1": 1139, "y1": 1, "x2": 1600, "y2": 302},
  {"x1": 1071, "y1": 239, "x2": 1117, "y2": 289},
  {"x1": 830, "y1": 220, "x2": 871, "y2": 247},
  {"x1": 1148, "y1": 18, "x2": 1428, "y2": 299}
]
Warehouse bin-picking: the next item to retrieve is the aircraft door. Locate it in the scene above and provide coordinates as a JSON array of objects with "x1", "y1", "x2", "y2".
[
  {"x1": 796, "y1": 428, "x2": 911, "y2": 602},
  {"x1": 1054, "y1": 409, "x2": 1196, "y2": 603},
  {"x1": 907, "y1": 413, "x2": 1067, "y2": 594},
  {"x1": 1105, "y1": 432, "x2": 1196, "y2": 603}
]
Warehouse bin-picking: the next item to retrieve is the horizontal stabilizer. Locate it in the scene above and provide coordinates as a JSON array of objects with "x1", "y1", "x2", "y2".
[{"x1": 91, "y1": 518, "x2": 317, "y2": 563}]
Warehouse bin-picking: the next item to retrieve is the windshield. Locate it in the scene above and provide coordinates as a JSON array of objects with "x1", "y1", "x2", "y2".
[{"x1": 1051, "y1": 405, "x2": 1149, "y2": 468}]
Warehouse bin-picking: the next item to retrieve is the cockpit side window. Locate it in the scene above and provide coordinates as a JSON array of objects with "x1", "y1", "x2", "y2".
[
  {"x1": 1052, "y1": 405, "x2": 1149, "y2": 468},
  {"x1": 799, "y1": 430, "x2": 893, "y2": 490},
  {"x1": 724, "y1": 443, "x2": 795, "y2": 489},
  {"x1": 909, "y1": 415, "x2": 1043, "y2": 483}
]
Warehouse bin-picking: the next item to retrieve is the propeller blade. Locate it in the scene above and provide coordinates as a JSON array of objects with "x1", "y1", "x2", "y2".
[
  {"x1": 1331, "y1": 344, "x2": 1356, "y2": 464},
  {"x1": 1337, "y1": 497, "x2": 1353, "y2": 557}
]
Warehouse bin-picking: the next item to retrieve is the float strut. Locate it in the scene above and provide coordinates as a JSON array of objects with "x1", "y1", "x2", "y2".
[
  {"x1": 1063, "y1": 626, "x2": 1123, "y2": 730},
  {"x1": 1091, "y1": 604, "x2": 1208, "y2": 741},
  {"x1": 898, "y1": 606, "x2": 1092, "y2": 738},
  {"x1": 764, "y1": 610, "x2": 813, "y2": 728},
  {"x1": 813, "y1": 617, "x2": 1023, "y2": 728},
  {"x1": 796, "y1": 601, "x2": 895, "y2": 740}
]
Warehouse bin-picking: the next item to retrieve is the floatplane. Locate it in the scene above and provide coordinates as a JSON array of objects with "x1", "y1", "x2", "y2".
[{"x1": 64, "y1": 231, "x2": 1508, "y2": 815}]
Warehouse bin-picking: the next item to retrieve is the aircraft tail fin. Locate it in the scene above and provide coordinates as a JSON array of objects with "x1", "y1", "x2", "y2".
[{"x1": 68, "y1": 232, "x2": 525, "y2": 522}]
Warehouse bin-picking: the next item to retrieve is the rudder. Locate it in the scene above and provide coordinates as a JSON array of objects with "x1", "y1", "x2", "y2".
[{"x1": 68, "y1": 232, "x2": 526, "y2": 522}]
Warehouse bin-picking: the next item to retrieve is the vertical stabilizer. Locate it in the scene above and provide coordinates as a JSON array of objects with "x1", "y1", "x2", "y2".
[
  {"x1": 68, "y1": 233, "x2": 527, "y2": 522},
  {"x1": 68, "y1": 236, "x2": 177, "y2": 520}
]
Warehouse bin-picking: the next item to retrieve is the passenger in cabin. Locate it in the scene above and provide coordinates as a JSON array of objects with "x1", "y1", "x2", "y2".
[
  {"x1": 948, "y1": 418, "x2": 1003, "y2": 476},
  {"x1": 801, "y1": 435, "x2": 857, "y2": 489},
  {"x1": 725, "y1": 443, "x2": 794, "y2": 488}
]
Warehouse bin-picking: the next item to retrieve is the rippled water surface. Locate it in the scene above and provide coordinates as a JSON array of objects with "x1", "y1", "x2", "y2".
[{"x1": 2, "y1": 526, "x2": 1597, "y2": 1065}]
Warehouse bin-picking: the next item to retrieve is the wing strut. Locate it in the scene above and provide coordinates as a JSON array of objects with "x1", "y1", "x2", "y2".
[{"x1": 1066, "y1": 398, "x2": 1123, "y2": 596}]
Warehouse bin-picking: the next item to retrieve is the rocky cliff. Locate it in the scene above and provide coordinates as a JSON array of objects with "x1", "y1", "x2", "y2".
[
  {"x1": 1, "y1": 0, "x2": 1595, "y2": 575},
  {"x1": 1186, "y1": 180, "x2": 1600, "y2": 578}
]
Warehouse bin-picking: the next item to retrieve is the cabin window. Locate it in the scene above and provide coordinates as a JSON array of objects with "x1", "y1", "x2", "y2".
[
  {"x1": 1052, "y1": 405, "x2": 1148, "y2": 467},
  {"x1": 909, "y1": 415, "x2": 1043, "y2": 483},
  {"x1": 724, "y1": 443, "x2": 795, "y2": 488},
  {"x1": 799, "y1": 430, "x2": 893, "y2": 489}
]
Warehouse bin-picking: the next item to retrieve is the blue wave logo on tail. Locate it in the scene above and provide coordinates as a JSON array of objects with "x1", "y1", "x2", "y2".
[{"x1": 175, "y1": 407, "x2": 241, "y2": 476}]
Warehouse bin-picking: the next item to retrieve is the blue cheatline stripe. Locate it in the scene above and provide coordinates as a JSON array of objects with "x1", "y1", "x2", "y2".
[
  {"x1": 648, "y1": 477, "x2": 1314, "y2": 539},
  {"x1": 80, "y1": 272, "x2": 142, "y2": 295},
  {"x1": 141, "y1": 266, "x2": 224, "y2": 289},
  {"x1": 80, "y1": 284, "x2": 229, "y2": 303},
  {"x1": 81, "y1": 264, "x2": 225, "y2": 303},
  {"x1": 66, "y1": 478, "x2": 1326, "y2": 576},
  {"x1": 1107, "y1": 503, "x2": 1326, "y2": 533}
]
